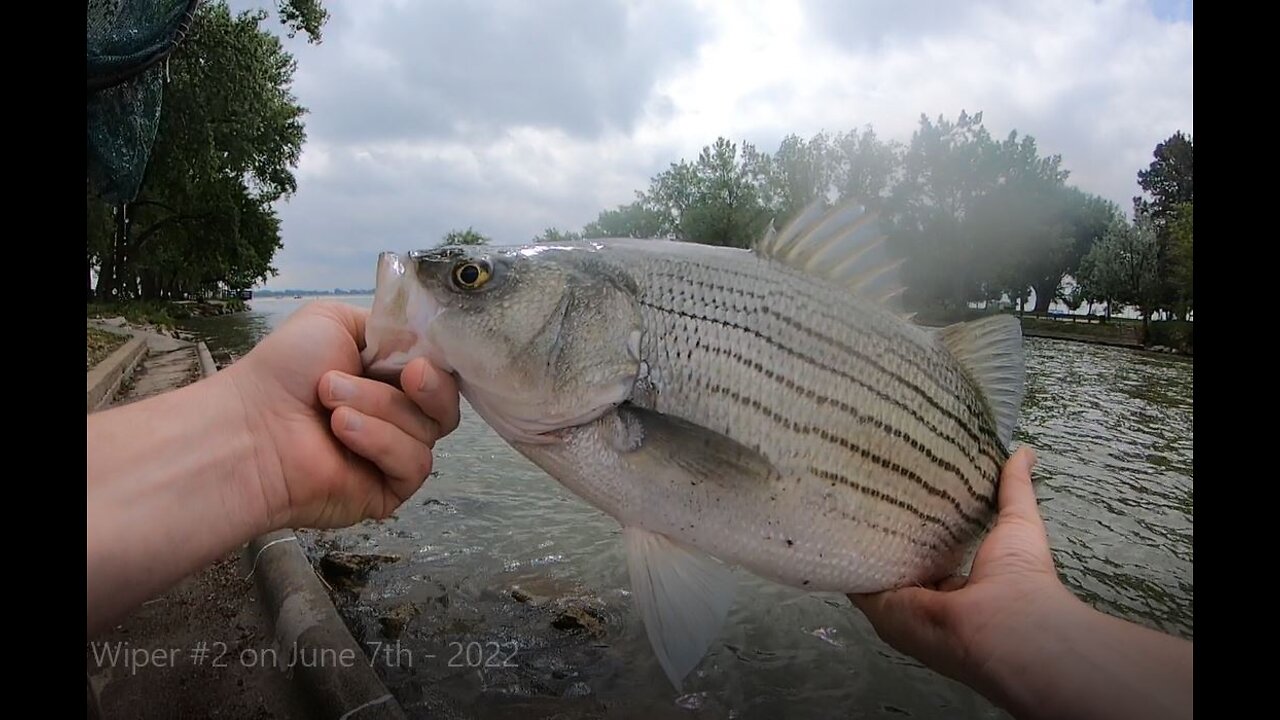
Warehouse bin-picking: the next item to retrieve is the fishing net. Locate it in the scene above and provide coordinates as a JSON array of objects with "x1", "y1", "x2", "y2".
[{"x1": 86, "y1": 0, "x2": 200, "y2": 204}]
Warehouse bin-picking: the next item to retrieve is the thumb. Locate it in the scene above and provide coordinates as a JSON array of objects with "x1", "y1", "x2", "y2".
[
  {"x1": 997, "y1": 446, "x2": 1041, "y2": 525},
  {"x1": 402, "y1": 358, "x2": 460, "y2": 437}
]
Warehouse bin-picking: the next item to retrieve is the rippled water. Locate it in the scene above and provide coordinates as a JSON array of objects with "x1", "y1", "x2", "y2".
[{"x1": 182, "y1": 297, "x2": 1193, "y2": 719}]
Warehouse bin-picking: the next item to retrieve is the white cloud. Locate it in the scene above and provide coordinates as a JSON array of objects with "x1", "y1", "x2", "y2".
[{"x1": 241, "y1": 0, "x2": 1191, "y2": 290}]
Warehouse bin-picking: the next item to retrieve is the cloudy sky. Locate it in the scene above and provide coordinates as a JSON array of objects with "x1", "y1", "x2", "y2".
[{"x1": 228, "y1": 0, "x2": 1193, "y2": 291}]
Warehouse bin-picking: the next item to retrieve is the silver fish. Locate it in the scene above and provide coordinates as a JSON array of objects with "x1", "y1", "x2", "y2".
[{"x1": 361, "y1": 200, "x2": 1026, "y2": 689}]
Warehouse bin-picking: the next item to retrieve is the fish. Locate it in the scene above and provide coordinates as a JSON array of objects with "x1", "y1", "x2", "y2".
[{"x1": 360, "y1": 199, "x2": 1026, "y2": 690}]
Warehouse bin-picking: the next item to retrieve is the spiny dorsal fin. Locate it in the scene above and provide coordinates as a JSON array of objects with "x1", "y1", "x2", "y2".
[
  {"x1": 754, "y1": 198, "x2": 911, "y2": 319},
  {"x1": 935, "y1": 314, "x2": 1026, "y2": 449}
]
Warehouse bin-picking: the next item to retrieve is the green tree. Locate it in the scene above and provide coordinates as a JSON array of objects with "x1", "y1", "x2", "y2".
[
  {"x1": 889, "y1": 112, "x2": 1070, "y2": 313},
  {"x1": 1167, "y1": 202, "x2": 1193, "y2": 316},
  {"x1": 533, "y1": 227, "x2": 583, "y2": 243},
  {"x1": 582, "y1": 201, "x2": 668, "y2": 239},
  {"x1": 438, "y1": 227, "x2": 491, "y2": 247},
  {"x1": 746, "y1": 132, "x2": 833, "y2": 222},
  {"x1": 89, "y1": 0, "x2": 323, "y2": 300},
  {"x1": 830, "y1": 126, "x2": 901, "y2": 204},
  {"x1": 643, "y1": 137, "x2": 771, "y2": 247},
  {"x1": 1084, "y1": 214, "x2": 1162, "y2": 339},
  {"x1": 1133, "y1": 131, "x2": 1193, "y2": 317}
]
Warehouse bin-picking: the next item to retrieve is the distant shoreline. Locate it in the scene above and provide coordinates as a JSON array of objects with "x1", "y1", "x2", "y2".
[
  {"x1": 918, "y1": 313, "x2": 1192, "y2": 357},
  {"x1": 252, "y1": 292, "x2": 374, "y2": 299}
]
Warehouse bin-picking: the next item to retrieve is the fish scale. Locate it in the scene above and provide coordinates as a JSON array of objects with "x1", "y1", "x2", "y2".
[
  {"x1": 592, "y1": 245, "x2": 1003, "y2": 586},
  {"x1": 361, "y1": 199, "x2": 1027, "y2": 690}
]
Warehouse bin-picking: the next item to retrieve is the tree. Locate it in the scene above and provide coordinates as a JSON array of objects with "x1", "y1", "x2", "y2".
[
  {"x1": 1135, "y1": 132, "x2": 1193, "y2": 223},
  {"x1": 1168, "y1": 202, "x2": 1193, "y2": 316},
  {"x1": 583, "y1": 201, "x2": 667, "y2": 239},
  {"x1": 438, "y1": 227, "x2": 491, "y2": 247},
  {"x1": 1084, "y1": 214, "x2": 1162, "y2": 339},
  {"x1": 88, "y1": 0, "x2": 324, "y2": 300},
  {"x1": 889, "y1": 112, "x2": 1071, "y2": 313},
  {"x1": 649, "y1": 138, "x2": 772, "y2": 247},
  {"x1": 975, "y1": 186, "x2": 1120, "y2": 315},
  {"x1": 831, "y1": 126, "x2": 902, "y2": 204},
  {"x1": 533, "y1": 227, "x2": 583, "y2": 243},
  {"x1": 1133, "y1": 131, "x2": 1192, "y2": 317},
  {"x1": 746, "y1": 132, "x2": 833, "y2": 222}
]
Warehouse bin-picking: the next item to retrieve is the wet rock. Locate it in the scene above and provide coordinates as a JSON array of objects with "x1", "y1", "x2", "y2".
[
  {"x1": 506, "y1": 573, "x2": 584, "y2": 608},
  {"x1": 319, "y1": 551, "x2": 401, "y2": 590},
  {"x1": 551, "y1": 605, "x2": 606, "y2": 636},
  {"x1": 379, "y1": 603, "x2": 419, "y2": 639}
]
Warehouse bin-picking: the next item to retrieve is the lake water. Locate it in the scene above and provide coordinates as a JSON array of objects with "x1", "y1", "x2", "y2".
[{"x1": 180, "y1": 296, "x2": 1193, "y2": 719}]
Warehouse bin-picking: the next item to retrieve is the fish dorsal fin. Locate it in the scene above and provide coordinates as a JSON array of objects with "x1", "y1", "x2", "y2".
[
  {"x1": 935, "y1": 314, "x2": 1026, "y2": 449},
  {"x1": 754, "y1": 198, "x2": 911, "y2": 319},
  {"x1": 623, "y1": 526, "x2": 736, "y2": 692}
]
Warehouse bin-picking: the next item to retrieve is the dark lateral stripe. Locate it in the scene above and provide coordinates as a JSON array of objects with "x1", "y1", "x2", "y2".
[
  {"x1": 643, "y1": 268, "x2": 1005, "y2": 464},
  {"x1": 650, "y1": 265, "x2": 1002, "y2": 438},
  {"x1": 697, "y1": 378, "x2": 991, "y2": 535},
  {"x1": 637, "y1": 296, "x2": 1004, "y2": 480},
  {"x1": 691, "y1": 338, "x2": 995, "y2": 507},
  {"x1": 767, "y1": 308, "x2": 1004, "y2": 458},
  {"x1": 809, "y1": 466, "x2": 969, "y2": 546}
]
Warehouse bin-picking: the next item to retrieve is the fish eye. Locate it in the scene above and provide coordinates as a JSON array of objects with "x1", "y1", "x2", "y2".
[{"x1": 451, "y1": 260, "x2": 492, "y2": 291}]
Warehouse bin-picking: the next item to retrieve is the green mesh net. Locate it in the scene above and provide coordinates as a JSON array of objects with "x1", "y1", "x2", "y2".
[{"x1": 86, "y1": 0, "x2": 199, "y2": 204}]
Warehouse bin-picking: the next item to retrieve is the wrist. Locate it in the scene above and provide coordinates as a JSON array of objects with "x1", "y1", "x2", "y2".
[
  {"x1": 87, "y1": 369, "x2": 282, "y2": 634},
  {"x1": 969, "y1": 586, "x2": 1096, "y2": 719},
  {"x1": 217, "y1": 363, "x2": 291, "y2": 535}
]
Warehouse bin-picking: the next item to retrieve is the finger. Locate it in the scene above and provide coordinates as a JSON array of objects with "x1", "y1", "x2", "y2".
[
  {"x1": 321, "y1": 371, "x2": 440, "y2": 446},
  {"x1": 998, "y1": 446, "x2": 1041, "y2": 524},
  {"x1": 331, "y1": 406, "x2": 434, "y2": 502},
  {"x1": 936, "y1": 574, "x2": 969, "y2": 592},
  {"x1": 402, "y1": 358, "x2": 461, "y2": 437}
]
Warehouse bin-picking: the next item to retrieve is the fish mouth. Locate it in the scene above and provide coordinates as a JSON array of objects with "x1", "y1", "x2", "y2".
[{"x1": 361, "y1": 251, "x2": 444, "y2": 381}]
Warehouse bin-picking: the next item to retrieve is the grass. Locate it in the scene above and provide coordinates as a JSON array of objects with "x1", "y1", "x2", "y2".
[
  {"x1": 1019, "y1": 315, "x2": 1143, "y2": 344},
  {"x1": 87, "y1": 326, "x2": 129, "y2": 370},
  {"x1": 87, "y1": 300, "x2": 179, "y2": 328},
  {"x1": 86, "y1": 297, "x2": 248, "y2": 327}
]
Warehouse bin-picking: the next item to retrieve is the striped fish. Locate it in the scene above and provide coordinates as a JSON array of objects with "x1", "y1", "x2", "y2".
[{"x1": 361, "y1": 200, "x2": 1026, "y2": 689}]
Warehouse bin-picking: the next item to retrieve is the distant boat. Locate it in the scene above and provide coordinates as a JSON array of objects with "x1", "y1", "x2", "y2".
[{"x1": 292, "y1": 294, "x2": 302, "y2": 299}]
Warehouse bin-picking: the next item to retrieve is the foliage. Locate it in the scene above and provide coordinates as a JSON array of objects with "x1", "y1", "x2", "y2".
[{"x1": 88, "y1": 1, "x2": 324, "y2": 303}]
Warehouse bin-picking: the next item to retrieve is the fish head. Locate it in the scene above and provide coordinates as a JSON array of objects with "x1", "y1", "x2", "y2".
[{"x1": 361, "y1": 243, "x2": 645, "y2": 444}]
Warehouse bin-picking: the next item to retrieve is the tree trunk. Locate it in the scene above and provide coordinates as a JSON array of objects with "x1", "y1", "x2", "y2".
[
  {"x1": 1032, "y1": 279, "x2": 1056, "y2": 315},
  {"x1": 140, "y1": 269, "x2": 160, "y2": 300},
  {"x1": 1142, "y1": 311, "x2": 1151, "y2": 345}
]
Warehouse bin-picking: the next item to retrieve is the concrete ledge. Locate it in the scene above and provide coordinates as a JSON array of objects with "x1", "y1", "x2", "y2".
[
  {"x1": 87, "y1": 335, "x2": 148, "y2": 412},
  {"x1": 198, "y1": 347, "x2": 407, "y2": 720},
  {"x1": 197, "y1": 342, "x2": 218, "y2": 377}
]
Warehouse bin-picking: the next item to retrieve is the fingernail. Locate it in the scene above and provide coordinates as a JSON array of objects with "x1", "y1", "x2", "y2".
[
  {"x1": 344, "y1": 409, "x2": 363, "y2": 431},
  {"x1": 419, "y1": 363, "x2": 439, "y2": 393},
  {"x1": 329, "y1": 375, "x2": 355, "y2": 401}
]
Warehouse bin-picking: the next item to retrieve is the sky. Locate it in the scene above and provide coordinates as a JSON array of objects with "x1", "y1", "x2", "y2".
[{"x1": 226, "y1": 0, "x2": 1193, "y2": 291}]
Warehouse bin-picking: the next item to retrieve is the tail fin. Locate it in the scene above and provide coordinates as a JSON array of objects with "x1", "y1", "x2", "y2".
[{"x1": 935, "y1": 315, "x2": 1025, "y2": 449}]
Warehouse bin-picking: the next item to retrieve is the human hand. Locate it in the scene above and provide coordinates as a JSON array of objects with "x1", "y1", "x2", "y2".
[
  {"x1": 222, "y1": 300, "x2": 460, "y2": 530},
  {"x1": 849, "y1": 447, "x2": 1080, "y2": 696}
]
